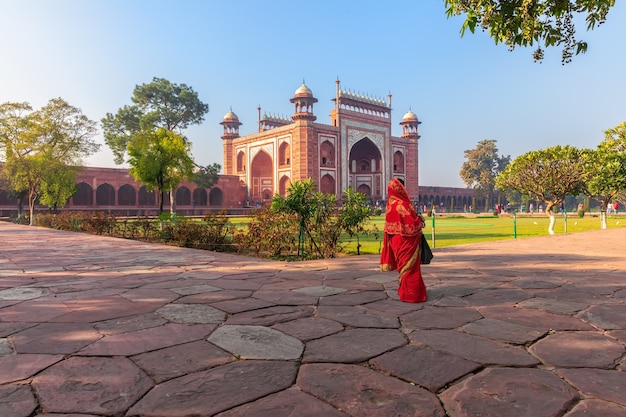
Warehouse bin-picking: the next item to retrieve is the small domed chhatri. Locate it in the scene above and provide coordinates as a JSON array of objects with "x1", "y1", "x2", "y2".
[
  {"x1": 223, "y1": 108, "x2": 240, "y2": 122},
  {"x1": 294, "y1": 82, "x2": 313, "y2": 98},
  {"x1": 402, "y1": 109, "x2": 419, "y2": 122}
]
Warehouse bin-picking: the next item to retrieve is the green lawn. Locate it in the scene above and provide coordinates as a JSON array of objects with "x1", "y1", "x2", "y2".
[
  {"x1": 225, "y1": 213, "x2": 624, "y2": 256},
  {"x1": 342, "y1": 214, "x2": 626, "y2": 255}
]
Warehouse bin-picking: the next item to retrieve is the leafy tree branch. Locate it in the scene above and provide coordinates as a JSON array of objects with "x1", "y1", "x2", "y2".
[{"x1": 444, "y1": 0, "x2": 616, "y2": 63}]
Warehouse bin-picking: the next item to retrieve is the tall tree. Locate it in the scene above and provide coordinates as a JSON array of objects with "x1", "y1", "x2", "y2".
[
  {"x1": 496, "y1": 145, "x2": 586, "y2": 234},
  {"x1": 583, "y1": 122, "x2": 626, "y2": 228},
  {"x1": 460, "y1": 139, "x2": 510, "y2": 212},
  {"x1": 101, "y1": 77, "x2": 209, "y2": 213},
  {"x1": 444, "y1": 0, "x2": 616, "y2": 63},
  {"x1": 38, "y1": 161, "x2": 78, "y2": 212},
  {"x1": 0, "y1": 99, "x2": 99, "y2": 224},
  {"x1": 127, "y1": 128, "x2": 195, "y2": 214},
  {"x1": 0, "y1": 102, "x2": 33, "y2": 219},
  {"x1": 193, "y1": 163, "x2": 222, "y2": 189}
]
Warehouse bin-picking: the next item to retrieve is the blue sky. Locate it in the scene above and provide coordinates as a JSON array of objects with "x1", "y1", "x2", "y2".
[{"x1": 1, "y1": 0, "x2": 625, "y2": 188}]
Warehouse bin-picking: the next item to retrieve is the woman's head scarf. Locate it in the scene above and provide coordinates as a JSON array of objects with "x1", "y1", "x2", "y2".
[{"x1": 384, "y1": 178, "x2": 421, "y2": 237}]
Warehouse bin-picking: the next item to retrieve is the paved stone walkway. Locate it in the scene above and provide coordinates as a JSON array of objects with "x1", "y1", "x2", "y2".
[{"x1": 0, "y1": 221, "x2": 625, "y2": 417}]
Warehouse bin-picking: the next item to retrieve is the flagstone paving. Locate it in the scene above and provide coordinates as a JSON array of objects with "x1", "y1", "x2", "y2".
[{"x1": 0, "y1": 221, "x2": 625, "y2": 417}]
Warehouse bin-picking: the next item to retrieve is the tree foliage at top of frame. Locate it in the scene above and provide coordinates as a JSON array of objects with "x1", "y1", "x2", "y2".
[{"x1": 444, "y1": 0, "x2": 616, "y2": 63}]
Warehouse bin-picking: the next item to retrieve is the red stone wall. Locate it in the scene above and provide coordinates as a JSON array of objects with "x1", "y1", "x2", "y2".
[
  {"x1": 0, "y1": 164, "x2": 475, "y2": 216},
  {"x1": 222, "y1": 138, "x2": 233, "y2": 175},
  {"x1": 0, "y1": 166, "x2": 245, "y2": 217}
]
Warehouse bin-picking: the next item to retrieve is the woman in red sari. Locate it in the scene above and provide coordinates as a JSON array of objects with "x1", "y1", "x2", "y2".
[{"x1": 380, "y1": 178, "x2": 427, "y2": 303}]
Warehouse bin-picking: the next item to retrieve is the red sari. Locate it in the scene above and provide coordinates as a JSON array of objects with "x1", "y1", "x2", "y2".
[{"x1": 380, "y1": 179, "x2": 427, "y2": 303}]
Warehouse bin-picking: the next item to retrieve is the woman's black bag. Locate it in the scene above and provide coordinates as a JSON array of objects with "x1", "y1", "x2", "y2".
[{"x1": 420, "y1": 234, "x2": 433, "y2": 265}]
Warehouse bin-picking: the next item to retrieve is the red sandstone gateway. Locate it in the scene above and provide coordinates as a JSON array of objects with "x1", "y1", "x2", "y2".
[{"x1": 0, "y1": 81, "x2": 475, "y2": 216}]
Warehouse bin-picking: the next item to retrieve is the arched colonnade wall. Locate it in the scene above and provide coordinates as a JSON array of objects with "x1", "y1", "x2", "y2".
[{"x1": 0, "y1": 166, "x2": 244, "y2": 217}]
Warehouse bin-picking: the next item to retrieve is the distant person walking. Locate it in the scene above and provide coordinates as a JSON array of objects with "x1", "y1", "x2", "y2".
[{"x1": 380, "y1": 178, "x2": 427, "y2": 303}]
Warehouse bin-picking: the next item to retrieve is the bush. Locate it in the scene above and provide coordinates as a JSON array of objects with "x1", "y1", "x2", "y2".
[
  {"x1": 268, "y1": 179, "x2": 349, "y2": 260},
  {"x1": 115, "y1": 219, "x2": 137, "y2": 239},
  {"x1": 85, "y1": 212, "x2": 116, "y2": 235},
  {"x1": 135, "y1": 216, "x2": 157, "y2": 240},
  {"x1": 34, "y1": 211, "x2": 114, "y2": 233},
  {"x1": 12, "y1": 214, "x2": 30, "y2": 225},
  {"x1": 35, "y1": 213, "x2": 57, "y2": 228},
  {"x1": 201, "y1": 210, "x2": 233, "y2": 251},
  {"x1": 233, "y1": 207, "x2": 299, "y2": 258},
  {"x1": 162, "y1": 221, "x2": 206, "y2": 248},
  {"x1": 159, "y1": 211, "x2": 234, "y2": 251},
  {"x1": 56, "y1": 211, "x2": 89, "y2": 231}
]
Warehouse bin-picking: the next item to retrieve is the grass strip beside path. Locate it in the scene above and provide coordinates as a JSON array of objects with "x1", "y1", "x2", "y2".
[{"x1": 344, "y1": 214, "x2": 625, "y2": 255}]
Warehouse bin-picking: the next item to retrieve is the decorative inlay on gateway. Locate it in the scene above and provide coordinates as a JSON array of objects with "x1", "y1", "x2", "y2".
[
  {"x1": 347, "y1": 129, "x2": 384, "y2": 149},
  {"x1": 250, "y1": 143, "x2": 274, "y2": 162}
]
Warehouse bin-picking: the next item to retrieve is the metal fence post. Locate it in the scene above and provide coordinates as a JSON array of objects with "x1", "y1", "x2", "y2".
[{"x1": 431, "y1": 214, "x2": 436, "y2": 248}]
